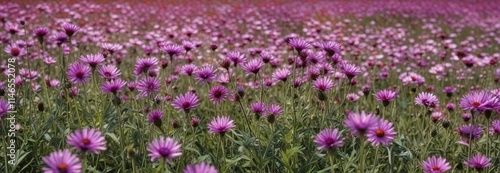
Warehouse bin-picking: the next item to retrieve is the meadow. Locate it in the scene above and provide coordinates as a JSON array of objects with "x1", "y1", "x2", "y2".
[{"x1": 0, "y1": 0, "x2": 500, "y2": 172}]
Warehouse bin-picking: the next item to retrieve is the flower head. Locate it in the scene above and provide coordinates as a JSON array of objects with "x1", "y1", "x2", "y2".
[
  {"x1": 148, "y1": 110, "x2": 164, "y2": 127},
  {"x1": 312, "y1": 76, "x2": 334, "y2": 92},
  {"x1": 208, "y1": 85, "x2": 228, "y2": 104},
  {"x1": 422, "y1": 156, "x2": 451, "y2": 173},
  {"x1": 208, "y1": 116, "x2": 235, "y2": 135},
  {"x1": 463, "y1": 153, "x2": 491, "y2": 171},
  {"x1": 79, "y1": 54, "x2": 104, "y2": 68},
  {"x1": 171, "y1": 92, "x2": 199, "y2": 113},
  {"x1": 375, "y1": 89, "x2": 398, "y2": 107},
  {"x1": 42, "y1": 149, "x2": 82, "y2": 173},
  {"x1": 67, "y1": 62, "x2": 92, "y2": 84},
  {"x1": 67, "y1": 128, "x2": 106, "y2": 154},
  {"x1": 339, "y1": 63, "x2": 361, "y2": 79},
  {"x1": 161, "y1": 44, "x2": 183, "y2": 57},
  {"x1": 226, "y1": 51, "x2": 247, "y2": 67},
  {"x1": 490, "y1": 120, "x2": 500, "y2": 135},
  {"x1": 5, "y1": 45, "x2": 26, "y2": 57},
  {"x1": 344, "y1": 111, "x2": 379, "y2": 136},
  {"x1": 98, "y1": 65, "x2": 121, "y2": 79},
  {"x1": 184, "y1": 162, "x2": 218, "y2": 173},
  {"x1": 134, "y1": 57, "x2": 159, "y2": 75},
  {"x1": 137, "y1": 77, "x2": 161, "y2": 97},
  {"x1": 289, "y1": 38, "x2": 311, "y2": 52},
  {"x1": 415, "y1": 92, "x2": 439, "y2": 108},
  {"x1": 194, "y1": 65, "x2": 217, "y2": 84},
  {"x1": 272, "y1": 68, "x2": 291, "y2": 82},
  {"x1": 314, "y1": 128, "x2": 344, "y2": 151},
  {"x1": 62, "y1": 23, "x2": 79, "y2": 37},
  {"x1": 460, "y1": 91, "x2": 499, "y2": 113},
  {"x1": 147, "y1": 136, "x2": 182, "y2": 162},
  {"x1": 242, "y1": 59, "x2": 264, "y2": 74},
  {"x1": 0, "y1": 99, "x2": 11, "y2": 118},
  {"x1": 366, "y1": 119, "x2": 396, "y2": 146},
  {"x1": 101, "y1": 79, "x2": 127, "y2": 94}
]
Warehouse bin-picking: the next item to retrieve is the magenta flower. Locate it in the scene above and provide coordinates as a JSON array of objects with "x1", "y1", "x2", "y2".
[
  {"x1": 42, "y1": 149, "x2": 82, "y2": 173},
  {"x1": 101, "y1": 79, "x2": 127, "y2": 94},
  {"x1": 242, "y1": 59, "x2": 264, "y2": 74},
  {"x1": 375, "y1": 89, "x2": 397, "y2": 107},
  {"x1": 226, "y1": 51, "x2": 247, "y2": 67},
  {"x1": 79, "y1": 54, "x2": 104, "y2": 68},
  {"x1": 67, "y1": 128, "x2": 106, "y2": 154},
  {"x1": 208, "y1": 116, "x2": 235, "y2": 135},
  {"x1": 171, "y1": 92, "x2": 200, "y2": 113},
  {"x1": 208, "y1": 85, "x2": 228, "y2": 104},
  {"x1": 99, "y1": 43, "x2": 122, "y2": 53},
  {"x1": 194, "y1": 65, "x2": 217, "y2": 84},
  {"x1": 272, "y1": 68, "x2": 291, "y2": 82},
  {"x1": 98, "y1": 65, "x2": 121, "y2": 79},
  {"x1": 422, "y1": 156, "x2": 451, "y2": 173},
  {"x1": 415, "y1": 92, "x2": 439, "y2": 108},
  {"x1": 134, "y1": 57, "x2": 159, "y2": 75},
  {"x1": 0, "y1": 99, "x2": 11, "y2": 118},
  {"x1": 137, "y1": 77, "x2": 161, "y2": 96},
  {"x1": 463, "y1": 153, "x2": 491, "y2": 171},
  {"x1": 314, "y1": 128, "x2": 344, "y2": 151},
  {"x1": 346, "y1": 93, "x2": 360, "y2": 102},
  {"x1": 490, "y1": 120, "x2": 500, "y2": 135},
  {"x1": 250, "y1": 102, "x2": 266, "y2": 119},
  {"x1": 321, "y1": 41, "x2": 342, "y2": 56},
  {"x1": 344, "y1": 111, "x2": 379, "y2": 136},
  {"x1": 180, "y1": 64, "x2": 198, "y2": 76},
  {"x1": 4, "y1": 45, "x2": 26, "y2": 57},
  {"x1": 312, "y1": 76, "x2": 334, "y2": 92},
  {"x1": 339, "y1": 63, "x2": 361, "y2": 80},
  {"x1": 366, "y1": 119, "x2": 396, "y2": 146},
  {"x1": 67, "y1": 62, "x2": 92, "y2": 84},
  {"x1": 184, "y1": 162, "x2": 218, "y2": 173},
  {"x1": 457, "y1": 124, "x2": 483, "y2": 146},
  {"x1": 62, "y1": 23, "x2": 79, "y2": 37},
  {"x1": 147, "y1": 136, "x2": 182, "y2": 162},
  {"x1": 460, "y1": 91, "x2": 499, "y2": 113},
  {"x1": 148, "y1": 110, "x2": 164, "y2": 127},
  {"x1": 288, "y1": 38, "x2": 311, "y2": 53},
  {"x1": 161, "y1": 44, "x2": 183, "y2": 58}
]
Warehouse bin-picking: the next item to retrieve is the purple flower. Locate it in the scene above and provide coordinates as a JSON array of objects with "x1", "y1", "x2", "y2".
[
  {"x1": 321, "y1": 41, "x2": 342, "y2": 56},
  {"x1": 375, "y1": 89, "x2": 397, "y2": 107},
  {"x1": 312, "y1": 76, "x2": 334, "y2": 92},
  {"x1": 134, "y1": 57, "x2": 159, "y2": 75},
  {"x1": 137, "y1": 77, "x2": 161, "y2": 96},
  {"x1": 208, "y1": 116, "x2": 235, "y2": 135},
  {"x1": 250, "y1": 102, "x2": 266, "y2": 119},
  {"x1": 415, "y1": 92, "x2": 439, "y2": 108},
  {"x1": 0, "y1": 99, "x2": 11, "y2": 118},
  {"x1": 194, "y1": 65, "x2": 217, "y2": 84},
  {"x1": 460, "y1": 91, "x2": 499, "y2": 113},
  {"x1": 184, "y1": 162, "x2": 218, "y2": 173},
  {"x1": 99, "y1": 43, "x2": 122, "y2": 53},
  {"x1": 180, "y1": 64, "x2": 198, "y2": 76},
  {"x1": 208, "y1": 85, "x2": 228, "y2": 104},
  {"x1": 161, "y1": 44, "x2": 183, "y2": 58},
  {"x1": 67, "y1": 62, "x2": 92, "y2": 84},
  {"x1": 42, "y1": 149, "x2": 82, "y2": 173},
  {"x1": 147, "y1": 136, "x2": 182, "y2": 162},
  {"x1": 182, "y1": 40, "x2": 195, "y2": 52},
  {"x1": 101, "y1": 79, "x2": 127, "y2": 94},
  {"x1": 463, "y1": 153, "x2": 491, "y2": 171},
  {"x1": 339, "y1": 63, "x2": 361, "y2": 80},
  {"x1": 314, "y1": 128, "x2": 344, "y2": 151},
  {"x1": 62, "y1": 23, "x2": 79, "y2": 37},
  {"x1": 148, "y1": 110, "x2": 164, "y2": 127},
  {"x1": 344, "y1": 111, "x2": 379, "y2": 136},
  {"x1": 288, "y1": 38, "x2": 311, "y2": 53},
  {"x1": 4, "y1": 45, "x2": 26, "y2": 57},
  {"x1": 346, "y1": 93, "x2": 360, "y2": 102},
  {"x1": 422, "y1": 156, "x2": 451, "y2": 173},
  {"x1": 171, "y1": 92, "x2": 200, "y2": 113},
  {"x1": 443, "y1": 86, "x2": 456, "y2": 97},
  {"x1": 67, "y1": 128, "x2": 106, "y2": 154},
  {"x1": 226, "y1": 51, "x2": 247, "y2": 67},
  {"x1": 366, "y1": 119, "x2": 396, "y2": 146},
  {"x1": 490, "y1": 120, "x2": 500, "y2": 135},
  {"x1": 242, "y1": 59, "x2": 264, "y2": 74},
  {"x1": 272, "y1": 68, "x2": 291, "y2": 82},
  {"x1": 457, "y1": 124, "x2": 483, "y2": 146},
  {"x1": 79, "y1": 54, "x2": 104, "y2": 68},
  {"x1": 98, "y1": 65, "x2": 121, "y2": 79}
]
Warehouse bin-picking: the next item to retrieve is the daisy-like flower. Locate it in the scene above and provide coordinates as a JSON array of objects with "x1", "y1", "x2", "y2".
[
  {"x1": 42, "y1": 149, "x2": 82, "y2": 173},
  {"x1": 422, "y1": 156, "x2": 451, "y2": 173},
  {"x1": 101, "y1": 79, "x2": 127, "y2": 94},
  {"x1": 265, "y1": 104, "x2": 283, "y2": 124},
  {"x1": 67, "y1": 62, "x2": 92, "y2": 84},
  {"x1": 80, "y1": 54, "x2": 105, "y2": 69},
  {"x1": 321, "y1": 41, "x2": 342, "y2": 57},
  {"x1": 242, "y1": 59, "x2": 264, "y2": 74},
  {"x1": 171, "y1": 92, "x2": 200, "y2": 113},
  {"x1": 62, "y1": 23, "x2": 79, "y2": 37},
  {"x1": 99, "y1": 43, "x2": 122, "y2": 54},
  {"x1": 366, "y1": 119, "x2": 396, "y2": 146},
  {"x1": 137, "y1": 77, "x2": 161, "y2": 96},
  {"x1": 5, "y1": 44, "x2": 26, "y2": 57},
  {"x1": 260, "y1": 52, "x2": 274, "y2": 63},
  {"x1": 226, "y1": 51, "x2": 247, "y2": 67},
  {"x1": 457, "y1": 124, "x2": 483, "y2": 142},
  {"x1": 161, "y1": 44, "x2": 183, "y2": 58},
  {"x1": 0, "y1": 99, "x2": 11, "y2": 118},
  {"x1": 344, "y1": 111, "x2": 379, "y2": 136},
  {"x1": 346, "y1": 93, "x2": 360, "y2": 102},
  {"x1": 400, "y1": 72, "x2": 425, "y2": 86},
  {"x1": 312, "y1": 76, "x2": 334, "y2": 92},
  {"x1": 194, "y1": 65, "x2": 217, "y2": 84},
  {"x1": 306, "y1": 52, "x2": 324, "y2": 66},
  {"x1": 463, "y1": 153, "x2": 491, "y2": 171},
  {"x1": 490, "y1": 120, "x2": 500, "y2": 135},
  {"x1": 314, "y1": 128, "x2": 344, "y2": 151},
  {"x1": 182, "y1": 40, "x2": 195, "y2": 52},
  {"x1": 147, "y1": 136, "x2": 182, "y2": 162},
  {"x1": 184, "y1": 162, "x2": 218, "y2": 173},
  {"x1": 375, "y1": 89, "x2": 398, "y2": 107},
  {"x1": 98, "y1": 65, "x2": 121, "y2": 79},
  {"x1": 415, "y1": 92, "x2": 439, "y2": 108},
  {"x1": 288, "y1": 38, "x2": 311, "y2": 53},
  {"x1": 460, "y1": 91, "x2": 499, "y2": 113},
  {"x1": 250, "y1": 102, "x2": 266, "y2": 119},
  {"x1": 134, "y1": 57, "x2": 159, "y2": 75},
  {"x1": 180, "y1": 64, "x2": 198, "y2": 76},
  {"x1": 443, "y1": 86, "x2": 456, "y2": 97},
  {"x1": 208, "y1": 116, "x2": 235, "y2": 135},
  {"x1": 67, "y1": 128, "x2": 106, "y2": 154},
  {"x1": 272, "y1": 68, "x2": 291, "y2": 82},
  {"x1": 148, "y1": 110, "x2": 164, "y2": 127},
  {"x1": 339, "y1": 62, "x2": 361, "y2": 80},
  {"x1": 54, "y1": 33, "x2": 68, "y2": 45},
  {"x1": 208, "y1": 85, "x2": 228, "y2": 104}
]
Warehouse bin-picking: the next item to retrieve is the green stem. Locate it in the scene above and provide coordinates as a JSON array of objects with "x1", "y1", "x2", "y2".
[{"x1": 359, "y1": 138, "x2": 366, "y2": 173}]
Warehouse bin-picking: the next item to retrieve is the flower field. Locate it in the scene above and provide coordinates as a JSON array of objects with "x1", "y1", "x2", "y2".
[{"x1": 1, "y1": 0, "x2": 500, "y2": 172}]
